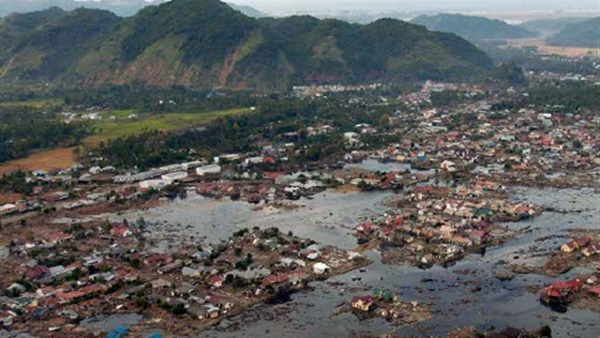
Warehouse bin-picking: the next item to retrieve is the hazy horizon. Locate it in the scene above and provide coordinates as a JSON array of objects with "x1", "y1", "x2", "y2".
[{"x1": 228, "y1": 0, "x2": 599, "y2": 13}]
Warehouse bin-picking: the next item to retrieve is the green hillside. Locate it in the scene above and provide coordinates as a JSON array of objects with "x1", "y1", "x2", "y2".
[
  {"x1": 0, "y1": 0, "x2": 499, "y2": 91},
  {"x1": 411, "y1": 14, "x2": 536, "y2": 41},
  {"x1": 520, "y1": 17, "x2": 592, "y2": 38},
  {"x1": 546, "y1": 17, "x2": 600, "y2": 48}
]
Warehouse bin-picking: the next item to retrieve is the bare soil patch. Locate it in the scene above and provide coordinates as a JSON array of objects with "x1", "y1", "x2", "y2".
[{"x1": 0, "y1": 147, "x2": 76, "y2": 174}]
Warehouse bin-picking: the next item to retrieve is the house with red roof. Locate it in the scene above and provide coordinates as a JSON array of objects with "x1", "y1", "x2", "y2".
[
  {"x1": 25, "y1": 265, "x2": 50, "y2": 280},
  {"x1": 588, "y1": 286, "x2": 600, "y2": 298},
  {"x1": 54, "y1": 283, "x2": 106, "y2": 303},
  {"x1": 209, "y1": 275, "x2": 224, "y2": 288},
  {"x1": 261, "y1": 274, "x2": 289, "y2": 286},
  {"x1": 540, "y1": 287, "x2": 565, "y2": 303},
  {"x1": 110, "y1": 224, "x2": 132, "y2": 237},
  {"x1": 144, "y1": 254, "x2": 173, "y2": 266},
  {"x1": 262, "y1": 156, "x2": 277, "y2": 165},
  {"x1": 356, "y1": 222, "x2": 373, "y2": 233},
  {"x1": 540, "y1": 279, "x2": 585, "y2": 304},
  {"x1": 42, "y1": 232, "x2": 72, "y2": 245},
  {"x1": 552, "y1": 280, "x2": 584, "y2": 292},
  {"x1": 469, "y1": 230, "x2": 487, "y2": 245},
  {"x1": 573, "y1": 237, "x2": 591, "y2": 247}
]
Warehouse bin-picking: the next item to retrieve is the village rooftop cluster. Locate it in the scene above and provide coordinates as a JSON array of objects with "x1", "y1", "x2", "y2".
[
  {"x1": 1, "y1": 78, "x2": 598, "y2": 336},
  {"x1": 0, "y1": 224, "x2": 370, "y2": 335}
]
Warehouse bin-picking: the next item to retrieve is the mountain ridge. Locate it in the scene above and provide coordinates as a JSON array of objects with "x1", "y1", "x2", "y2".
[
  {"x1": 411, "y1": 14, "x2": 536, "y2": 41},
  {"x1": 0, "y1": 0, "x2": 500, "y2": 91},
  {"x1": 546, "y1": 17, "x2": 600, "y2": 48},
  {"x1": 0, "y1": 0, "x2": 265, "y2": 18}
]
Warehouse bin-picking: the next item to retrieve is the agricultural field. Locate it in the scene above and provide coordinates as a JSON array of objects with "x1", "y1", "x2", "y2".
[
  {"x1": 83, "y1": 108, "x2": 252, "y2": 146},
  {"x1": 505, "y1": 38, "x2": 600, "y2": 57},
  {"x1": 0, "y1": 108, "x2": 252, "y2": 174}
]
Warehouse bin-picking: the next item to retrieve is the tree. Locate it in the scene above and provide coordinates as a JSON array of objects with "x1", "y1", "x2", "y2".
[
  {"x1": 539, "y1": 325, "x2": 552, "y2": 337},
  {"x1": 73, "y1": 146, "x2": 81, "y2": 159},
  {"x1": 357, "y1": 180, "x2": 372, "y2": 191},
  {"x1": 232, "y1": 121, "x2": 241, "y2": 133},
  {"x1": 497, "y1": 62, "x2": 527, "y2": 85},
  {"x1": 171, "y1": 303, "x2": 186, "y2": 315},
  {"x1": 379, "y1": 114, "x2": 391, "y2": 128}
]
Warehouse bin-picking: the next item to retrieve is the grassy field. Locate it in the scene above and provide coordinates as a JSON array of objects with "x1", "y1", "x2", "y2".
[
  {"x1": 0, "y1": 98, "x2": 64, "y2": 108},
  {"x1": 0, "y1": 108, "x2": 252, "y2": 174},
  {"x1": 83, "y1": 108, "x2": 251, "y2": 146}
]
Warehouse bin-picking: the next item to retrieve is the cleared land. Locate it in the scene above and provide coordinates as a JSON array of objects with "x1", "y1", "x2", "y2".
[
  {"x1": 505, "y1": 38, "x2": 599, "y2": 57},
  {"x1": 0, "y1": 108, "x2": 251, "y2": 174},
  {"x1": 0, "y1": 147, "x2": 76, "y2": 175},
  {"x1": 83, "y1": 108, "x2": 251, "y2": 146}
]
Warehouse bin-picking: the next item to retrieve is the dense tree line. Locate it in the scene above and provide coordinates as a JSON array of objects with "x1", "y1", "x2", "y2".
[
  {"x1": 0, "y1": 106, "x2": 89, "y2": 163},
  {"x1": 62, "y1": 85, "x2": 259, "y2": 112},
  {"x1": 0, "y1": 171, "x2": 34, "y2": 195},
  {"x1": 478, "y1": 42, "x2": 598, "y2": 76},
  {"x1": 523, "y1": 82, "x2": 600, "y2": 111},
  {"x1": 91, "y1": 96, "x2": 398, "y2": 169}
]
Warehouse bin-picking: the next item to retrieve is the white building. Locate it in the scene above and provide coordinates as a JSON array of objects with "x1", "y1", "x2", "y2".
[
  {"x1": 313, "y1": 263, "x2": 330, "y2": 275},
  {"x1": 214, "y1": 154, "x2": 241, "y2": 163},
  {"x1": 0, "y1": 203, "x2": 17, "y2": 215},
  {"x1": 139, "y1": 179, "x2": 170, "y2": 189},
  {"x1": 244, "y1": 156, "x2": 264, "y2": 166},
  {"x1": 440, "y1": 160, "x2": 457, "y2": 172},
  {"x1": 344, "y1": 132, "x2": 360, "y2": 144},
  {"x1": 196, "y1": 164, "x2": 222, "y2": 176},
  {"x1": 89, "y1": 166, "x2": 102, "y2": 175},
  {"x1": 161, "y1": 171, "x2": 188, "y2": 184}
]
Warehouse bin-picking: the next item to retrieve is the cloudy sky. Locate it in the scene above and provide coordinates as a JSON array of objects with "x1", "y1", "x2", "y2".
[{"x1": 229, "y1": 0, "x2": 599, "y2": 12}]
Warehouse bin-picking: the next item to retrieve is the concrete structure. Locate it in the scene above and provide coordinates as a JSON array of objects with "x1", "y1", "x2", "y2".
[
  {"x1": 196, "y1": 164, "x2": 222, "y2": 176},
  {"x1": 161, "y1": 171, "x2": 188, "y2": 184},
  {"x1": 313, "y1": 262, "x2": 330, "y2": 275},
  {"x1": 139, "y1": 179, "x2": 170, "y2": 189}
]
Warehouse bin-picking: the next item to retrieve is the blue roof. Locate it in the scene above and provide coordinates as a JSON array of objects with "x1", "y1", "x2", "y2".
[{"x1": 107, "y1": 326, "x2": 128, "y2": 338}]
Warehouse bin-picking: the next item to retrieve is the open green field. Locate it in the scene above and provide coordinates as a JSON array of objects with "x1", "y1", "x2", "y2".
[
  {"x1": 83, "y1": 108, "x2": 251, "y2": 146},
  {"x1": 0, "y1": 98, "x2": 64, "y2": 108}
]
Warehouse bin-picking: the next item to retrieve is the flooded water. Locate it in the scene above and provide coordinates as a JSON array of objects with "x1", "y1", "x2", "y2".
[
  {"x1": 116, "y1": 186, "x2": 599, "y2": 337},
  {"x1": 120, "y1": 191, "x2": 394, "y2": 251},
  {"x1": 79, "y1": 313, "x2": 143, "y2": 332},
  {"x1": 345, "y1": 159, "x2": 436, "y2": 176}
]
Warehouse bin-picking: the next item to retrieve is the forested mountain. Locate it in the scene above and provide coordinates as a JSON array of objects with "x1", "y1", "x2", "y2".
[
  {"x1": 0, "y1": 0, "x2": 499, "y2": 91},
  {"x1": 0, "y1": 0, "x2": 264, "y2": 18},
  {"x1": 0, "y1": 0, "x2": 167, "y2": 17},
  {"x1": 227, "y1": 3, "x2": 265, "y2": 18},
  {"x1": 546, "y1": 17, "x2": 600, "y2": 48},
  {"x1": 519, "y1": 17, "x2": 592, "y2": 38},
  {"x1": 411, "y1": 14, "x2": 536, "y2": 41}
]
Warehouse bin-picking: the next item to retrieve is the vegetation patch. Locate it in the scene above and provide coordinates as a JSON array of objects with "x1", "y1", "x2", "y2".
[{"x1": 84, "y1": 108, "x2": 252, "y2": 146}]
